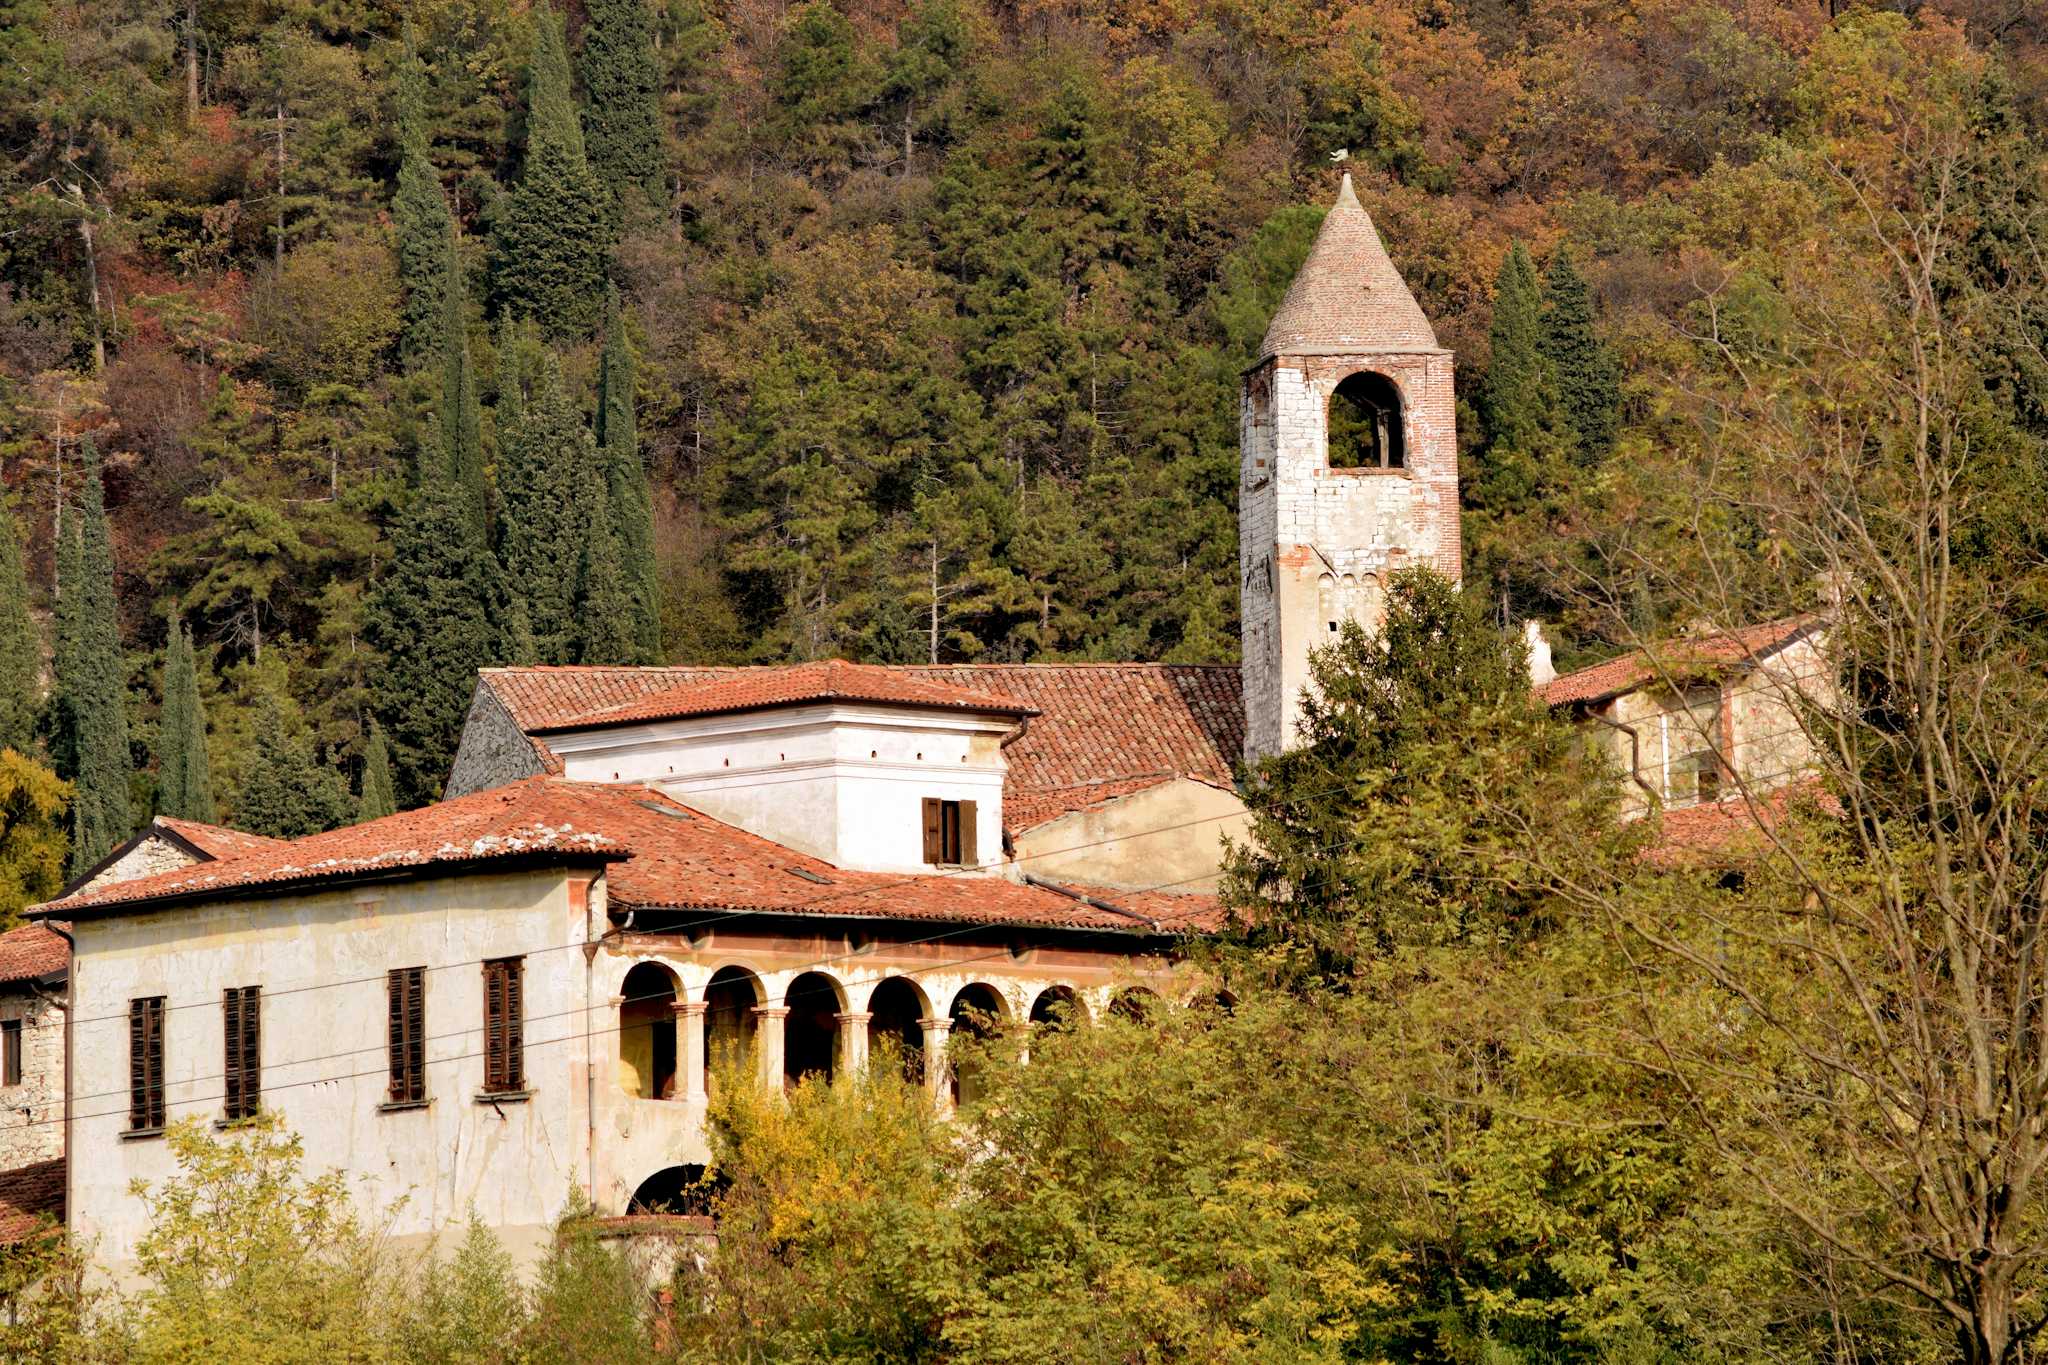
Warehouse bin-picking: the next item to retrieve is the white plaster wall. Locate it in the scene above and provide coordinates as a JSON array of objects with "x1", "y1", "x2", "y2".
[
  {"x1": 66, "y1": 868, "x2": 599, "y2": 1283},
  {"x1": 548, "y1": 703, "x2": 1010, "y2": 874}
]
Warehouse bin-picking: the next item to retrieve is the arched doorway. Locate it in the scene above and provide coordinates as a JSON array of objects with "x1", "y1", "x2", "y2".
[
  {"x1": 948, "y1": 983, "x2": 1007, "y2": 1108},
  {"x1": 619, "y1": 962, "x2": 680, "y2": 1099},
  {"x1": 784, "y1": 971, "x2": 843, "y2": 1088},
  {"x1": 867, "y1": 977, "x2": 926, "y2": 1084},
  {"x1": 1029, "y1": 985, "x2": 1085, "y2": 1032},
  {"x1": 629, "y1": 1164, "x2": 721, "y2": 1216},
  {"x1": 1328, "y1": 370, "x2": 1404, "y2": 470},
  {"x1": 1109, "y1": 986, "x2": 1158, "y2": 1023},
  {"x1": 703, "y1": 966, "x2": 761, "y2": 1090}
]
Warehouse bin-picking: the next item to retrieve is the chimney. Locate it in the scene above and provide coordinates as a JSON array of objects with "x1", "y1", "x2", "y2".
[{"x1": 1523, "y1": 620, "x2": 1555, "y2": 687}]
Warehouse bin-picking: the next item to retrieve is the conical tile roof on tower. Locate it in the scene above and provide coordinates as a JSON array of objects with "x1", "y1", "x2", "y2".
[{"x1": 1259, "y1": 174, "x2": 1440, "y2": 359}]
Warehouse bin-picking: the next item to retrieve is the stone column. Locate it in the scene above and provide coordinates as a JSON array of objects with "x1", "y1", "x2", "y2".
[
  {"x1": 753, "y1": 1005, "x2": 790, "y2": 1092},
  {"x1": 674, "y1": 1001, "x2": 707, "y2": 1104},
  {"x1": 835, "y1": 1011, "x2": 873, "y2": 1078},
  {"x1": 919, "y1": 1015, "x2": 954, "y2": 1117}
]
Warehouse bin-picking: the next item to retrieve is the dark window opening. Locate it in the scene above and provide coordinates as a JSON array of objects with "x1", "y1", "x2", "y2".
[
  {"x1": 129, "y1": 997, "x2": 166, "y2": 1131},
  {"x1": 867, "y1": 977, "x2": 926, "y2": 1085},
  {"x1": 948, "y1": 984, "x2": 1004, "y2": 1109},
  {"x1": 702, "y1": 966, "x2": 760, "y2": 1092},
  {"x1": 784, "y1": 971, "x2": 841, "y2": 1088},
  {"x1": 630, "y1": 1164, "x2": 725, "y2": 1216},
  {"x1": 1, "y1": 1019, "x2": 20, "y2": 1086},
  {"x1": 1328, "y1": 371, "x2": 1405, "y2": 470},
  {"x1": 1029, "y1": 986, "x2": 1083, "y2": 1032},
  {"x1": 388, "y1": 967, "x2": 426, "y2": 1104},
  {"x1": 483, "y1": 957, "x2": 525, "y2": 1094},
  {"x1": 620, "y1": 962, "x2": 679, "y2": 1099},
  {"x1": 922, "y1": 798, "x2": 976, "y2": 866},
  {"x1": 223, "y1": 985, "x2": 261, "y2": 1122}
]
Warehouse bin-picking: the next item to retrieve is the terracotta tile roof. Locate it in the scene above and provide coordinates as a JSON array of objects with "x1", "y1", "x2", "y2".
[
  {"x1": 155, "y1": 817, "x2": 290, "y2": 860},
  {"x1": 1646, "y1": 779, "x2": 1833, "y2": 867},
  {"x1": 540, "y1": 659, "x2": 1038, "y2": 732},
  {"x1": 477, "y1": 663, "x2": 1245, "y2": 828},
  {"x1": 0, "y1": 1158, "x2": 64, "y2": 1244},
  {"x1": 34, "y1": 780, "x2": 1219, "y2": 936},
  {"x1": 1540, "y1": 617, "x2": 1818, "y2": 708},
  {"x1": 0, "y1": 923, "x2": 67, "y2": 984},
  {"x1": 1260, "y1": 174, "x2": 1440, "y2": 360},
  {"x1": 37, "y1": 780, "x2": 633, "y2": 917}
]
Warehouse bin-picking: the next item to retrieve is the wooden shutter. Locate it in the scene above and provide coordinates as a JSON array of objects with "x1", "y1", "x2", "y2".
[
  {"x1": 484, "y1": 958, "x2": 524, "y2": 1094},
  {"x1": 922, "y1": 798, "x2": 944, "y2": 864},
  {"x1": 2, "y1": 1019, "x2": 19, "y2": 1087},
  {"x1": 130, "y1": 997, "x2": 164, "y2": 1131},
  {"x1": 223, "y1": 986, "x2": 260, "y2": 1121},
  {"x1": 956, "y1": 801, "x2": 977, "y2": 866},
  {"x1": 388, "y1": 967, "x2": 425, "y2": 1103}
]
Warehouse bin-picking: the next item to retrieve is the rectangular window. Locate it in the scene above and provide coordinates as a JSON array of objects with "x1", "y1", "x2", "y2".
[
  {"x1": 222, "y1": 985, "x2": 261, "y2": 1121},
  {"x1": 387, "y1": 967, "x2": 426, "y2": 1105},
  {"x1": 128, "y1": 997, "x2": 166, "y2": 1131},
  {"x1": 1, "y1": 1019, "x2": 20, "y2": 1087},
  {"x1": 482, "y1": 958, "x2": 524, "y2": 1094},
  {"x1": 1666, "y1": 687, "x2": 1727, "y2": 809},
  {"x1": 921, "y1": 798, "x2": 976, "y2": 866}
]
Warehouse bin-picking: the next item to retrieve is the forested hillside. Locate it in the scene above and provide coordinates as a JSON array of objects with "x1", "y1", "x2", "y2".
[{"x1": 0, "y1": 0, "x2": 2043, "y2": 842}]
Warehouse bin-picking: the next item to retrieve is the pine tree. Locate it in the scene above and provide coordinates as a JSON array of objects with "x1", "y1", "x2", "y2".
[
  {"x1": 575, "y1": 493, "x2": 637, "y2": 664},
  {"x1": 394, "y1": 42, "x2": 453, "y2": 370},
  {"x1": 489, "y1": 9, "x2": 610, "y2": 338},
  {"x1": 496, "y1": 354, "x2": 597, "y2": 663},
  {"x1": 578, "y1": 0, "x2": 664, "y2": 216},
  {"x1": 358, "y1": 719, "x2": 396, "y2": 822},
  {"x1": 368, "y1": 458, "x2": 503, "y2": 809},
  {"x1": 156, "y1": 617, "x2": 216, "y2": 822},
  {"x1": 596, "y1": 296, "x2": 659, "y2": 661},
  {"x1": 439, "y1": 227, "x2": 488, "y2": 539},
  {"x1": 1472, "y1": 242, "x2": 1551, "y2": 511},
  {"x1": 1541, "y1": 247, "x2": 1622, "y2": 463},
  {"x1": 56, "y1": 442, "x2": 132, "y2": 878},
  {"x1": 0, "y1": 503, "x2": 41, "y2": 755},
  {"x1": 234, "y1": 694, "x2": 351, "y2": 839}
]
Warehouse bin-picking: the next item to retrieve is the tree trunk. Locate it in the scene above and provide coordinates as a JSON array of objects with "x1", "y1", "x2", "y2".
[
  {"x1": 185, "y1": 0, "x2": 200, "y2": 118},
  {"x1": 902, "y1": 103, "x2": 914, "y2": 179},
  {"x1": 274, "y1": 102, "x2": 287, "y2": 267},
  {"x1": 75, "y1": 210, "x2": 106, "y2": 374},
  {"x1": 928, "y1": 540, "x2": 939, "y2": 665}
]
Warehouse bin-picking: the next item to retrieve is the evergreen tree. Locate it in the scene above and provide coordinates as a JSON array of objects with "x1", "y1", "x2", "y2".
[
  {"x1": 578, "y1": 0, "x2": 664, "y2": 216},
  {"x1": 394, "y1": 42, "x2": 453, "y2": 370},
  {"x1": 368, "y1": 458, "x2": 503, "y2": 809},
  {"x1": 496, "y1": 354, "x2": 597, "y2": 663},
  {"x1": 439, "y1": 227, "x2": 488, "y2": 539},
  {"x1": 1541, "y1": 247, "x2": 1622, "y2": 463},
  {"x1": 56, "y1": 443, "x2": 132, "y2": 878},
  {"x1": 596, "y1": 296, "x2": 659, "y2": 661},
  {"x1": 0, "y1": 503, "x2": 41, "y2": 755},
  {"x1": 156, "y1": 617, "x2": 216, "y2": 822},
  {"x1": 358, "y1": 718, "x2": 395, "y2": 822},
  {"x1": 576, "y1": 499, "x2": 637, "y2": 664},
  {"x1": 1473, "y1": 242, "x2": 1551, "y2": 511},
  {"x1": 234, "y1": 694, "x2": 351, "y2": 839},
  {"x1": 489, "y1": 9, "x2": 610, "y2": 338}
]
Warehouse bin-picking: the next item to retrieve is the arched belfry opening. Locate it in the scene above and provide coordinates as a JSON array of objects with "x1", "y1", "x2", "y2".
[{"x1": 1328, "y1": 371, "x2": 1404, "y2": 470}]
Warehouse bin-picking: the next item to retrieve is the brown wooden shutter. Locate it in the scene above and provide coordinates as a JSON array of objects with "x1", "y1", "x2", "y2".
[
  {"x1": 957, "y1": 801, "x2": 977, "y2": 866},
  {"x1": 223, "y1": 986, "x2": 260, "y2": 1121},
  {"x1": 922, "y1": 798, "x2": 944, "y2": 864},
  {"x1": 388, "y1": 967, "x2": 425, "y2": 1103},
  {"x1": 484, "y1": 958, "x2": 524, "y2": 1094},
  {"x1": 3, "y1": 1019, "x2": 20, "y2": 1087},
  {"x1": 504, "y1": 959, "x2": 524, "y2": 1091},
  {"x1": 131, "y1": 997, "x2": 165, "y2": 1131}
]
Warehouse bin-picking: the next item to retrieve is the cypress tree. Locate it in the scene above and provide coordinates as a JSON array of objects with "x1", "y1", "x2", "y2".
[
  {"x1": 1541, "y1": 246, "x2": 1622, "y2": 463},
  {"x1": 57, "y1": 442, "x2": 132, "y2": 877},
  {"x1": 394, "y1": 43, "x2": 453, "y2": 370},
  {"x1": 358, "y1": 719, "x2": 396, "y2": 822},
  {"x1": 156, "y1": 618, "x2": 216, "y2": 822},
  {"x1": 235, "y1": 694, "x2": 351, "y2": 839},
  {"x1": 596, "y1": 296, "x2": 659, "y2": 661},
  {"x1": 579, "y1": 0, "x2": 664, "y2": 216},
  {"x1": 369, "y1": 448, "x2": 503, "y2": 807},
  {"x1": 575, "y1": 494, "x2": 636, "y2": 664},
  {"x1": 1472, "y1": 242, "x2": 1552, "y2": 511},
  {"x1": 440, "y1": 227, "x2": 488, "y2": 539},
  {"x1": 489, "y1": 9, "x2": 610, "y2": 338},
  {"x1": 496, "y1": 354, "x2": 596, "y2": 663},
  {"x1": 0, "y1": 503, "x2": 41, "y2": 755}
]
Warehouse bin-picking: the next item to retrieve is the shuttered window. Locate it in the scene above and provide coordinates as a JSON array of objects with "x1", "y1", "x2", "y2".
[
  {"x1": 2, "y1": 1019, "x2": 20, "y2": 1086},
  {"x1": 921, "y1": 799, "x2": 975, "y2": 866},
  {"x1": 388, "y1": 967, "x2": 426, "y2": 1104},
  {"x1": 129, "y1": 996, "x2": 166, "y2": 1131},
  {"x1": 222, "y1": 985, "x2": 261, "y2": 1121},
  {"x1": 483, "y1": 958, "x2": 524, "y2": 1094}
]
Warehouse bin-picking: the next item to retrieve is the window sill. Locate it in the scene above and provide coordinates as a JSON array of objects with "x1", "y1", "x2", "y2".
[
  {"x1": 1324, "y1": 465, "x2": 1412, "y2": 478},
  {"x1": 377, "y1": 1098, "x2": 430, "y2": 1114},
  {"x1": 120, "y1": 1126, "x2": 164, "y2": 1142},
  {"x1": 475, "y1": 1089, "x2": 532, "y2": 1106},
  {"x1": 213, "y1": 1115, "x2": 262, "y2": 1131}
]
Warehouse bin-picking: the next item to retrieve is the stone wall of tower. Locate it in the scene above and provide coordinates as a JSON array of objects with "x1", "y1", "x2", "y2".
[{"x1": 1240, "y1": 350, "x2": 1459, "y2": 762}]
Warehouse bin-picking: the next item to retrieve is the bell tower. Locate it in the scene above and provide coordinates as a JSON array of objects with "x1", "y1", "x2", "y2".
[{"x1": 1239, "y1": 174, "x2": 1460, "y2": 762}]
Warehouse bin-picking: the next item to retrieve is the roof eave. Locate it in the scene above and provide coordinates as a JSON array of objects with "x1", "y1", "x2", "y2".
[
  {"x1": 608, "y1": 896, "x2": 1210, "y2": 939},
  {"x1": 532, "y1": 694, "x2": 1039, "y2": 736}
]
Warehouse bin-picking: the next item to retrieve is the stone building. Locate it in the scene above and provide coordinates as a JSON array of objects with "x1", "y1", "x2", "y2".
[{"x1": 0, "y1": 924, "x2": 68, "y2": 1171}]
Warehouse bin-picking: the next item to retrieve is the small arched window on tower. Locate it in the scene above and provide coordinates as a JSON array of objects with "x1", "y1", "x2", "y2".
[{"x1": 1327, "y1": 371, "x2": 1405, "y2": 471}]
